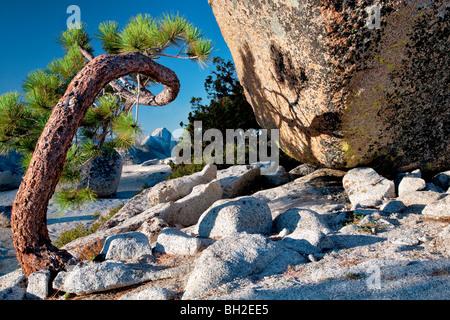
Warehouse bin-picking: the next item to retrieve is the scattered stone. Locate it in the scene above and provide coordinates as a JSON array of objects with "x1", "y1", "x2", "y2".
[
  {"x1": 254, "y1": 168, "x2": 347, "y2": 217},
  {"x1": 399, "y1": 191, "x2": 445, "y2": 206},
  {"x1": 353, "y1": 199, "x2": 382, "y2": 209},
  {"x1": 424, "y1": 182, "x2": 444, "y2": 193},
  {"x1": 353, "y1": 208, "x2": 383, "y2": 217},
  {"x1": 422, "y1": 195, "x2": 450, "y2": 219},
  {"x1": 398, "y1": 177, "x2": 426, "y2": 197},
  {"x1": 155, "y1": 228, "x2": 202, "y2": 256},
  {"x1": 388, "y1": 230, "x2": 420, "y2": 246},
  {"x1": 100, "y1": 232, "x2": 153, "y2": 261},
  {"x1": 257, "y1": 249, "x2": 307, "y2": 278},
  {"x1": 280, "y1": 229, "x2": 333, "y2": 254},
  {"x1": 148, "y1": 164, "x2": 217, "y2": 204},
  {"x1": 160, "y1": 179, "x2": 223, "y2": 227},
  {"x1": 343, "y1": 168, "x2": 395, "y2": 207},
  {"x1": 137, "y1": 217, "x2": 169, "y2": 244},
  {"x1": 380, "y1": 200, "x2": 406, "y2": 214},
  {"x1": 435, "y1": 225, "x2": 450, "y2": 257},
  {"x1": 217, "y1": 165, "x2": 260, "y2": 198},
  {"x1": 289, "y1": 163, "x2": 317, "y2": 177},
  {"x1": 4, "y1": 159, "x2": 448, "y2": 301},
  {"x1": 62, "y1": 203, "x2": 173, "y2": 257},
  {"x1": 182, "y1": 233, "x2": 304, "y2": 299},
  {"x1": 273, "y1": 208, "x2": 331, "y2": 235},
  {"x1": 0, "y1": 269, "x2": 27, "y2": 300},
  {"x1": 261, "y1": 165, "x2": 291, "y2": 186},
  {"x1": 26, "y1": 269, "x2": 51, "y2": 300},
  {"x1": 196, "y1": 196, "x2": 272, "y2": 237},
  {"x1": 338, "y1": 224, "x2": 360, "y2": 235},
  {"x1": 431, "y1": 170, "x2": 450, "y2": 191},
  {"x1": 53, "y1": 259, "x2": 189, "y2": 295},
  {"x1": 0, "y1": 206, "x2": 12, "y2": 228},
  {"x1": 119, "y1": 287, "x2": 176, "y2": 300}
]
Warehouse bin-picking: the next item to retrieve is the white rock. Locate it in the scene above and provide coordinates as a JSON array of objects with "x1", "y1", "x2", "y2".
[
  {"x1": 119, "y1": 287, "x2": 176, "y2": 300},
  {"x1": 137, "y1": 217, "x2": 169, "y2": 243},
  {"x1": 100, "y1": 232, "x2": 153, "y2": 261},
  {"x1": 273, "y1": 208, "x2": 331, "y2": 235},
  {"x1": 280, "y1": 229, "x2": 333, "y2": 254},
  {"x1": 0, "y1": 206, "x2": 11, "y2": 228},
  {"x1": 353, "y1": 199, "x2": 382, "y2": 209},
  {"x1": 53, "y1": 260, "x2": 188, "y2": 295},
  {"x1": 343, "y1": 167, "x2": 395, "y2": 206},
  {"x1": 148, "y1": 164, "x2": 217, "y2": 204},
  {"x1": 353, "y1": 208, "x2": 383, "y2": 216},
  {"x1": 398, "y1": 177, "x2": 426, "y2": 197},
  {"x1": 160, "y1": 179, "x2": 223, "y2": 227},
  {"x1": 182, "y1": 233, "x2": 304, "y2": 299},
  {"x1": 436, "y1": 225, "x2": 450, "y2": 257},
  {"x1": 63, "y1": 202, "x2": 173, "y2": 255},
  {"x1": 0, "y1": 269, "x2": 27, "y2": 300},
  {"x1": 399, "y1": 191, "x2": 444, "y2": 206},
  {"x1": 422, "y1": 195, "x2": 450, "y2": 219},
  {"x1": 388, "y1": 230, "x2": 420, "y2": 246},
  {"x1": 196, "y1": 196, "x2": 272, "y2": 237},
  {"x1": 265, "y1": 166, "x2": 291, "y2": 186},
  {"x1": 338, "y1": 224, "x2": 360, "y2": 235},
  {"x1": 217, "y1": 165, "x2": 260, "y2": 198},
  {"x1": 155, "y1": 228, "x2": 202, "y2": 256},
  {"x1": 26, "y1": 269, "x2": 51, "y2": 300},
  {"x1": 431, "y1": 170, "x2": 450, "y2": 191},
  {"x1": 289, "y1": 163, "x2": 317, "y2": 177},
  {"x1": 380, "y1": 200, "x2": 406, "y2": 214}
]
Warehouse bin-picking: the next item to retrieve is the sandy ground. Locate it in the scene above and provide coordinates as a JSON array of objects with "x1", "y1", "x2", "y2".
[{"x1": 0, "y1": 164, "x2": 171, "y2": 276}]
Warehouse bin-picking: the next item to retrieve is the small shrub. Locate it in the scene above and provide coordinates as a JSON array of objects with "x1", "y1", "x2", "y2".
[
  {"x1": 74, "y1": 237, "x2": 104, "y2": 261},
  {"x1": 167, "y1": 162, "x2": 205, "y2": 180},
  {"x1": 54, "y1": 203, "x2": 124, "y2": 248},
  {"x1": 344, "y1": 212, "x2": 365, "y2": 226},
  {"x1": 343, "y1": 272, "x2": 363, "y2": 280},
  {"x1": 54, "y1": 223, "x2": 91, "y2": 248}
]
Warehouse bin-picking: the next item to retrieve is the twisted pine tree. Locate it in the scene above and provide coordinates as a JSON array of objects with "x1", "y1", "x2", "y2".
[{"x1": 1, "y1": 13, "x2": 213, "y2": 276}]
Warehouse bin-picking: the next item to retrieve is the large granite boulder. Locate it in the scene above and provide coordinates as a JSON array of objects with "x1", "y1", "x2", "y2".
[
  {"x1": 209, "y1": 0, "x2": 449, "y2": 173},
  {"x1": 0, "y1": 151, "x2": 23, "y2": 191},
  {"x1": 77, "y1": 149, "x2": 123, "y2": 197}
]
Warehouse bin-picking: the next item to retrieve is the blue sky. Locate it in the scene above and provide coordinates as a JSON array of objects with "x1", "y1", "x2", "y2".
[{"x1": 0, "y1": 0, "x2": 233, "y2": 137}]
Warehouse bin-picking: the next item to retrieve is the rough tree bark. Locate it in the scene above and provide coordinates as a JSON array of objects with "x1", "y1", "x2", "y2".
[{"x1": 11, "y1": 52, "x2": 180, "y2": 277}]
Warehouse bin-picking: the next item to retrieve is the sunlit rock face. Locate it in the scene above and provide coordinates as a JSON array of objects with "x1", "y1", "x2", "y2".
[{"x1": 209, "y1": 0, "x2": 449, "y2": 174}]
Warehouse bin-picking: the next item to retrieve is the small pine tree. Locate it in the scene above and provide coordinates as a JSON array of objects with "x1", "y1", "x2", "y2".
[
  {"x1": 7, "y1": 12, "x2": 213, "y2": 276},
  {"x1": 0, "y1": 13, "x2": 213, "y2": 212}
]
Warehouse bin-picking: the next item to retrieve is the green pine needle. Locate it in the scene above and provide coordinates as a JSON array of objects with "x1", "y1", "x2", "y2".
[
  {"x1": 53, "y1": 188, "x2": 97, "y2": 218},
  {"x1": 111, "y1": 112, "x2": 143, "y2": 150},
  {"x1": 96, "y1": 21, "x2": 121, "y2": 54},
  {"x1": 57, "y1": 24, "x2": 93, "y2": 54}
]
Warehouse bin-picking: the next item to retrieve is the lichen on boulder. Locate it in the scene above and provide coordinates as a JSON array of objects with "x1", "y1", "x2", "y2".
[{"x1": 209, "y1": 0, "x2": 449, "y2": 174}]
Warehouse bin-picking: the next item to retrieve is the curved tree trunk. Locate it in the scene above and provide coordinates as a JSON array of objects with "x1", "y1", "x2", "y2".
[{"x1": 11, "y1": 52, "x2": 180, "y2": 277}]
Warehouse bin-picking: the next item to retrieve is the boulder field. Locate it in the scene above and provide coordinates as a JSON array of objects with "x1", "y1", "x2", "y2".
[{"x1": 1, "y1": 164, "x2": 449, "y2": 300}]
